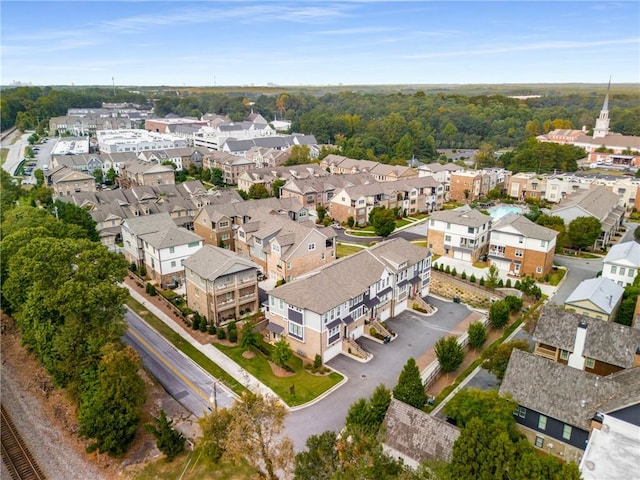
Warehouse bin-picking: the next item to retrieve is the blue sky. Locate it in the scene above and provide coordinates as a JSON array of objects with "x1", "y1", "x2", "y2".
[{"x1": 2, "y1": 1, "x2": 639, "y2": 86}]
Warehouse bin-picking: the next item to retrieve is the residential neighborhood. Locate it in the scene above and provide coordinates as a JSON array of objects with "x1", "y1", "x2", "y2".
[{"x1": 2, "y1": 36, "x2": 640, "y2": 480}]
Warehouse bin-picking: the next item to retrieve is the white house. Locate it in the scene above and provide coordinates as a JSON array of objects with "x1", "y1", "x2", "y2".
[
  {"x1": 122, "y1": 212, "x2": 177, "y2": 267},
  {"x1": 427, "y1": 206, "x2": 492, "y2": 262},
  {"x1": 601, "y1": 240, "x2": 640, "y2": 287}
]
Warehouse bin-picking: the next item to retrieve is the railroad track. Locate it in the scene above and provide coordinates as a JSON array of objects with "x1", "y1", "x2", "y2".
[{"x1": 1, "y1": 405, "x2": 46, "y2": 480}]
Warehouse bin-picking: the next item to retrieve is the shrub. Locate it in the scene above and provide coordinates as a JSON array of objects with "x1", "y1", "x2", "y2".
[
  {"x1": 208, "y1": 324, "x2": 217, "y2": 335},
  {"x1": 199, "y1": 318, "x2": 208, "y2": 333},
  {"x1": 445, "y1": 265, "x2": 451, "y2": 274},
  {"x1": 479, "y1": 277, "x2": 485, "y2": 286},
  {"x1": 498, "y1": 279, "x2": 504, "y2": 287},
  {"x1": 275, "y1": 279, "x2": 286, "y2": 287},
  {"x1": 146, "y1": 282, "x2": 157, "y2": 296},
  {"x1": 192, "y1": 315, "x2": 200, "y2": 331},
  {"x1": 228, "y1": 327, "x2": 238, "y2": 343},
  {"x1": 489, "y1": 301, "x2": 511, "y2": 329},
  {"x1": 469, "y1": 274, "x2": 476, "y2": 283},
  {"x1": 514, "y1": 280, "x2": 521, "y2": 289},
  {"x1": 468, "y1": 321, "x2": 488, "y2": 350},
  {"x1": 504, "y1": 295, "x2": 523, "y2": 313},
  {"x1": 461, "y1": 271, "x2": 467, "y2": 280},
  {"x1": 313, "y1": 354, "x2": 322, "y2": 370},
  {"x1": 505, "y1": 279, "x2": 512, "y2": 288},
  {"x1": 434, "y1": 336, "x2": 465, "y2": 373},
  {"x1": 217, "y1": 328, "x2": 226, "y2": 340},
  {"x1": 451, "y1": 267, "x2": 457, "y2": 277}
]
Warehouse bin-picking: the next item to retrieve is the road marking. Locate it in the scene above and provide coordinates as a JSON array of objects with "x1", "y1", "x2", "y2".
[{"x1": 128, "y1": 327, "x2": 211, "y2": 404}]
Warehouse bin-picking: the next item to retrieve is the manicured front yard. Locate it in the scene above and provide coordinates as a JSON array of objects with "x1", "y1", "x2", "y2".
[
  {"x1": 213, "y1": 340, "x2": 343, "y2": 407},
  {"x1": 337, "y1": 242, "x2": 367, "y2": 258}
]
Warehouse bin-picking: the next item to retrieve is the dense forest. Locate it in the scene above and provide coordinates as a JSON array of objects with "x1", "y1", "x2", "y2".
[{"x1": 2, "y1": 85, "x2": 638, "y2": 167}]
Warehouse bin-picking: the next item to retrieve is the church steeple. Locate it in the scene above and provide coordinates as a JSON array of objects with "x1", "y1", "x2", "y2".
[{"x1": 593, "y1": 77, "x2": 611, "y2": 139}]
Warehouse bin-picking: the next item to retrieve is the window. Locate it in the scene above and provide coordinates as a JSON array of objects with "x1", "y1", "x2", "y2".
[
  {"x1": 467, "y1": 226, "x2": 475, "y2": 234},
  {"x1": 288, "y1": 322, "x2": 303, "y2": 340},
  {"x1": 171, "y1": 260, "x2": 176, "y2": 268},
  {"x1": 446, "y1": 222, "x2": 451, "y2": 230},
  {"x1": 218, "y1": 221, "x2": 229, "y2": 228},
  {"x1": 562, "y1": 425, "x2": 572, "y2": 440},
  {"x1": 515, "y1": 249, "x2": 523, "y2": 258},
  {"x1": 535, "y1": 436, "x2": 544, "y2": 448},
  {"x1": 628, "y1": 269, "x2": 635, "y2": 278},
  {"x1": 221, "y1": 233, "x2": 230, "y2": 240},
  {"x1": 538, "y1": 415, "x2": 547, "y2": 430},
  {"x1": 560, "y1": 349, "x2": 569, "y2": 360},
  {"x1": 188, "y1": 241, "x2": 200, "y2": 248},
  {"x1": 445, "y1": 235, "x2": 452, "y2": 242},
  {"x1": 619, "y1": 267, "x2": 626, "y2": 276},
  {"x1": 585, "y1": 357, "x2": 595, "y2": 369},
  {"x1": 308, "y1": 243, "x2": 316, "y2": 251},
  {"x1": 518, "y1": 236, "x2": 524, "y2": 244},
  {"x1": 515, "y1": 406, "x2": 526, "y2": 418},
  {"x1": 611, "y1": 265, "x2": 617, "y2": 274},
  {"x1": 272, "y1": 244, "x2": 280, "y2": 253},
  {"x1": 541, "y1": 240, "x2": 547, "y2": 247}
]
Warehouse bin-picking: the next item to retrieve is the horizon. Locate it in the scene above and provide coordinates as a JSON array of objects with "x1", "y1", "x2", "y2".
[{"x1": 2, "y1": 1, "x2": 639, "y2": 87}]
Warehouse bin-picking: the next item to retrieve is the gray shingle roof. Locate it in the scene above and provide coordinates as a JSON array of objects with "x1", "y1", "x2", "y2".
[
  {"x1": 123, "y1": 212, "x2": 176, "y2": 235},
  {"x1": 500, "y1": 349, "x2": 640, "y2": 430},
  {"x1": 183, "y1": 245, "x2": 258, "y2": 280},
  {"x1": 382, "y1": 398, "x2": 460, "y2": 464},
  {"x1": 429, "y1": 207, "x2": 492, "y2": 228},
  {"x1": 267, "y1": 238, "x2": 428, "y2": 313},
  {"x1": 533, "y1": 306, "x2": 640, "y2": 369},
  {"x1": 602, "y1": 240, "x2": 640, "y2": 269},
  {"x1": 492, "y1": 213, "x2": 558, "y2": 241},
  {"x1": 565, "y1": 277, "x2": 625, "y2": 315},
  {"x1": 552, "y1": 186, "x2": 620, "y2": 221},
  {"x1": 139, "y1": 227, "x2": 203, "y2": 249}
]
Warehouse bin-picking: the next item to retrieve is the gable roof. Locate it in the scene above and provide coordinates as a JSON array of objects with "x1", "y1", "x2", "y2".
[
  {"x1": 491, "y1": 213, "x2": 558, "y2": 241},
  {"x1": 122, "y1": 212, "x2": 176, "y2": 235},
  {"x1": 500, "y1": 349, "x2": 640, "y2": 430},
  {"x1": 139, "y1": 227, "x2": 203, "y2": 249},
  {"x1": 267, "y1": 238, "x2": 428, "y2": 313},
  {"x1": 429, "y1": 206, "x2": 492, "y2": 228},
  {"x1": 565, "y1": 277, "x2": 625, "y2": 315},
  {"x1": 602, "y1": 240, "x2": 640, "y2": 269},
  {"x1": 533, "y1": 306, "x2": 640, "y2": 369},
  {"x1": 551, "y1": 186, "x2": 620, "y2": 221},
  {"x1": 382, "y1": 398, "x2": 460, "y2": 464},
  {"x1": 183, "y1": 245, "x2": 258, "y2": 280}
]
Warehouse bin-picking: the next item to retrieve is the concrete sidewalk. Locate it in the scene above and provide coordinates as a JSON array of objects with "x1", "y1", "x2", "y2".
[{"x1": 125, "y1": 284, "x2": 279, "y2": 401}]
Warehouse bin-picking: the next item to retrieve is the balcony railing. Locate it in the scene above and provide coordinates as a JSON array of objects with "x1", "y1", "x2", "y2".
[{"x1": 535, "y1": 345, "x2": 557, "y2": 360}]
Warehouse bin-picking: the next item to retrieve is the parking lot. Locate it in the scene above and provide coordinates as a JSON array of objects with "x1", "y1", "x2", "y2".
[{"x1": 285, "y1": 296, "x2": 472, "y2": 450}]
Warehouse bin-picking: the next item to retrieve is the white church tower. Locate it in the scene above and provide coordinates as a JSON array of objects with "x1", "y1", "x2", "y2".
[{"x1": 593, "y1": 78, "x2": 611, "y2": 139}]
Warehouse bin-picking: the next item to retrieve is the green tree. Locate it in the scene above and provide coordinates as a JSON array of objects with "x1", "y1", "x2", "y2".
[
  {"x1": 467, "y1": 321, "x2": 487, "y2": 349},
  {"x1": 223, "y1": 392, "x2": 294, "y2": 480},
  {"x1": 78, "y1": 345, "x2": 146, "y2": 456},
  {"x1": 475, "y1": 142, "x2": 496, "y2": 168},
  {"x1": 33, "y1": 168, "x2": 45, "y2": 186},
  {"x1": 370, "y1": 207, "x2": 396, "y2": 237},
  {"x1": 272, "y1": 338, "x2": 293, "y2": 368},
  {"x1": 345, "y1": 398, "x2": 373, "y2": 433},
  {"x1": 210, "y1": 167, "x2": 225, "y2": 186},
  {"x1": 199, "y1": 408, "x2": 232, "y2": 463},
  {"x1": 272, "y1": 179, "x2": 285, "y2": 198},
  {"x1": 106, "y1": 167, "x2": 117, "y2": 184},
  {"x1": 294, "y1": 431, "x2": 340, "y2": 480},
  {"x1": 145, "y1": 409, "x2": 185, "y2": 462},
  {"x1": 368, "y1": 384, "x2": 392, "y2": 430},
  {"x1": 616, "y1": 281, "x2": 640, "y2": 326},
  {"x1": 434, "y1": 336, "x2": 465, "y2": 373},
  {"x1": 445, "y1": 388, "x2": 517, "y2": 431},
  {"x1": 316, "y1": 204, "x2": 328, "y2": 223},
  {"x1": 285, "y1": 145, "x2": 311, "y2": 166},
  {"x1": 634, "y1": 225, "x2": 640, "y2": 242},
  {"x1": 485, "y1": 264, "x2": 500, "y2": 289},
  {"x1": 567, "y1": 216, "x2": 601, "y2": 251},
  {"x1": 393, "y1": 357, "x2": 427, "y2": 409},
  {"x1": 240, "y1": 320, "x2": 259, "y2": 349},
  {"x1": 93, "y1": 168, "x2": 104, "y2": 184},
  {"x1": 481, "y1": 339, "x2": 530, "y2": 381},
  {"x1": 52, "y1": 199, "x2": 99, "y2": 241},
  {"x1": 248, "y1": 183, "x2": 272, "y2": 199},
  {"x1": 489, "y1": 300, "x2": 511, "y2": 329}
]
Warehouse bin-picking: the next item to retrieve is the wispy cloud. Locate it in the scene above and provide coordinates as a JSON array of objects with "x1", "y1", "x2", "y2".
[{"x1": 403, "y1": 38, "x2": 640, "y2": 60}]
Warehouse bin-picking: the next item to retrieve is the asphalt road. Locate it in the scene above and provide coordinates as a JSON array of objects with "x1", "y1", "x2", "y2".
[
  {"x1": 123, "y1": 308, "x2": 236, "y2": 417},
  {"x1": 1, "y1": 131, "x2": 56, "y2": 183},
  {"x1": 337, "y1": 220, "x2": 427, "y2": 244},
  {"x1": 550, "y1": 255, "x2": 603, "y2": 305}
]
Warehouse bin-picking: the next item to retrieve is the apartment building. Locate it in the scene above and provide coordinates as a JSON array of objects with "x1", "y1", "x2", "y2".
[
  {"x1": 204, "y1": 150, "x2": 256, "y2": 185},
  {"x1": 427, "y1": 206, "x2": 492, "y2": 262},
  {"x1": 96, "y1": 129, "x2": 188, "y2": 154},
  {"x1": 329, "y1": 182, "x2": 401, "y2": 226},
  {"x1": 448, "y1": 170, "x2": 483, "y2": 203},
  {"x1": 601, "y1": 240, "x2": 640, "y2": 287},
  {"x1": 184, "y1": 245, "x2": 260, "y2": 326},
  {"x1": 507, "y1": 172, "x2": 546, "y2": 200},
  {"x1": 279, "y1": 173, "x2": 375, "y2": 210},
  {"x1": 236, "y1": 164, "x2": 328, "y2": 194},
  {"x1": 266, "y1": 238, "x2": 431, "y2": 362},
  {"x1": 118, "y1": 160, "x2": 175, "y2": 187},
  {"x1": 488, "y1": 213, "x2": 557, "y2": 278},
  {"x1": 47, "y1": 166, "x2": 96, "y2": 197}
]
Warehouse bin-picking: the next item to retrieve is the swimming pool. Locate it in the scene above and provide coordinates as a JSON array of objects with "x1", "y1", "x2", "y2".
[{"x1": 487, "y1": 205, "x2": 524, "y2": 219}]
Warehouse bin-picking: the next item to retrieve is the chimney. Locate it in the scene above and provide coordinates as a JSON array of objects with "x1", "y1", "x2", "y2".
[{"x1": 568, "y1": 321, "x2": 588, "y2": 370}]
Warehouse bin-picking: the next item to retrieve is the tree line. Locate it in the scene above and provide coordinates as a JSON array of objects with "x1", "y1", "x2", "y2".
[{"x1": 1, "y1": 171, "x2": 145, "y2": 457}]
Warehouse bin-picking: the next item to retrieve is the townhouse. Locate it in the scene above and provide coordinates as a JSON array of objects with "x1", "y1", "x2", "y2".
[
  {"x1": 319, "y1": 154, "x2": 417, "y2": 181},
  {"x1": 488, "y1": 213, "x2": 558, "y2": 278},
  {"x1": 235, "y1": 213, "x2": 336, "y2": 282},
  {"x1": 564, "y1": 277, "x2": 624, "y2": 321},
  {"x1": 417, "y1": 162, "x2": 464, "y2": 184},
  {"x1": 118, "y1": 160, "x2": 175, "y2": 187},
  {"x1": 265, "y1": 238, "x2": 431, "y2": 362},
  {"x1": 601, "y1": 240, "x2": 640, "y2": 287},
  {"x1": 507, "y1": 172, "x2": 547, "y2": 201},
  {"x1": 500, "y1": 349, "x2": 640, "y2": 463},
  {"x1": 551, "y1": 186, "x2": 625, "y2": 251},
  {"x1": 245, "y1": 146, "x2": 290, "y2": 168},
  {"x1": 236, "y1": 164, "x2": 328, "y2": 194},
  {"x1": 137, "y1": 147, "x2": 209, "y2": 171},
  {"x1": 203, "y1": 150, "x2": 256, "y2": 185},
  {"x1": 51, "y1": 152, "x2": 138, "y2": 176},
  {"x1": 427, "y1": 206, "x2": 492, "y2": 262},
  {"x1": 545, "y1": 173, "x2": 640, "y2": 209},
  {"x1": 532, "y1": 306, "x2": 640, "y2": 376},
  {"x1": 449, "y1": 170, "x2": 483, "y2": 203},
  {"x1": 46, "y1": 166, "x2": 96, "y2": 197},
  {"x1": 184, "y1": 245, "x2": 260, "y2": 326},
  {"x1": 279, "y1": 172, "x2": 376, "y2": 210}
]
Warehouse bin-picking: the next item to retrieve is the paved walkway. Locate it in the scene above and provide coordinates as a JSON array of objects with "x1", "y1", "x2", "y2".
[{"x1": 123, "y1": 281, "x2": 279, "y2": 400}]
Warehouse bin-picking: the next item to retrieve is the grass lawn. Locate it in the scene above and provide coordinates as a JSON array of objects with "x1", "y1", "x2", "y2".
[
  {"x1": 350, "y1": 225, "x2": 376, "y2": 232},
  {"x1": 126, "y1": 298, "x2": 247, "y2": 397},
  {"x1": 0, "y1": 148, "x2": 8, "y2": 167},
  {"x1": 348, "y1": 230, "x2": 379, "y2": 237},
  {"x1": 395, "y1": 218, "x2": 412, "y2": 228},
  {"x1": 472, "y1": 261, "x2": 489, "y2": 268},
  {"x1": 411, "y1": 240, "x2": 428, "y2": 248},
  {"x1": 214, "y1": 340, "x2": 343, "y2": 407},
  {"x1": 132, "y1": 448, "x2": 257, "y2": 480},
  {"x1": 337, "y1": 243, "x2": 367, "y2": 258},
  {"x1": 543, "y1": 268, "x2": 566, "y2": 286},
  {"x1": 409, "y1": 213, "x2": 429, "y2": 220}
]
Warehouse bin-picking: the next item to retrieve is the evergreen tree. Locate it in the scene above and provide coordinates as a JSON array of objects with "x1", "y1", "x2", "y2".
[
  {"x1": 434, "y1": 336, "x2": 465, "y2": 373},
  {"x1": 393, "y1": 357, "x2": 427, "y2": 409},
  {"x1": 145, "y1": 409, "x2": 185, "y2": 461}
]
